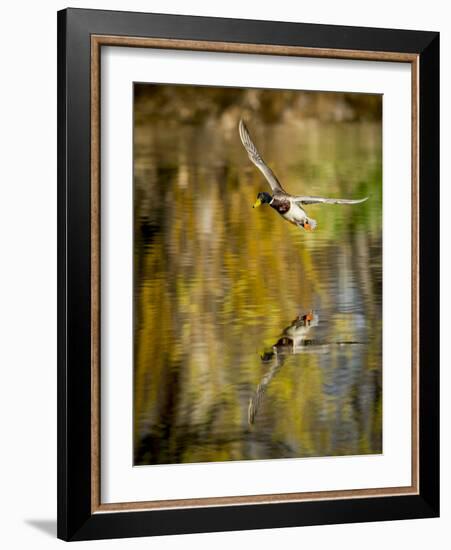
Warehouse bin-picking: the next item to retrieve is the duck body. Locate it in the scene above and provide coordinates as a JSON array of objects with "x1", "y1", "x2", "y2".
[
  {"x1": 270, "y1": 195, "x2": 316, "y2": 230},
  {"x1": 255, "y1": 190, "x2": 317, "y2": 230}
]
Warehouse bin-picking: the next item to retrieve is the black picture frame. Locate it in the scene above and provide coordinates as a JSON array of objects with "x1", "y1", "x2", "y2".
[{"x1": 57, "y1": 7, "x2": 439, "y2": 541}]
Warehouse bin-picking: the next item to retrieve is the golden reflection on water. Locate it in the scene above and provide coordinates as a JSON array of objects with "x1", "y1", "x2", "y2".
[{"x1": 133, "y1": 87, "x2": 382, "y2": 466}]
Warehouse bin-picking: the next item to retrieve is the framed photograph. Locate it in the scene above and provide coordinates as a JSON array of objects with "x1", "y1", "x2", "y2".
[{"x1": 57, "y1": 8, "x2": 439, "y2": 541}]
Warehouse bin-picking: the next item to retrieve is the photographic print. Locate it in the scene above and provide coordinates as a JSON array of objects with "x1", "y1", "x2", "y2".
[{"x1": 133, "y1": 83, "x2": 382, "y2": 466}]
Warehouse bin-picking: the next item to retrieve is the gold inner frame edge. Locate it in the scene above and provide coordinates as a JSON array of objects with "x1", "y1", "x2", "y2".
[{"x1": 90, "y1": 35, "x2": 420, "y2": 514}]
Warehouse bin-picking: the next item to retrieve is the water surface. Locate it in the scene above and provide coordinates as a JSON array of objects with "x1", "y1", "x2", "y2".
[{"x1": 133, "y1": 106, "x2": 382, "y2": 465}]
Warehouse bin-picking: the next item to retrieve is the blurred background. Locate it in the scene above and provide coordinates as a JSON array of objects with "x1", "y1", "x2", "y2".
[{"x1": 133, "y1": 83, "x2": 382, "y2": 466}]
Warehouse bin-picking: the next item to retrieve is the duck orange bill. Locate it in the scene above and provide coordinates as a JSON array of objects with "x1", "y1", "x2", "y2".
[
  {"x1": 303, "y1": 222, "x2": 314, "y2": 231},
  {"x1": 253, "y1": 198, "x2": 262, "y2": 208}
]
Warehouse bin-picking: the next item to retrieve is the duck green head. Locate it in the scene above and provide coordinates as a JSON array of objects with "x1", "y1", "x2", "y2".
[{"x1": 253, "y1": 192, "x2": 272, "y2": 208}]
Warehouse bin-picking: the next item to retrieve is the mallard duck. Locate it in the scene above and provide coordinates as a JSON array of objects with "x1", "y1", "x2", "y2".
[{"x1": 239, "y1": 119, "x2": 368, "y2": 231}]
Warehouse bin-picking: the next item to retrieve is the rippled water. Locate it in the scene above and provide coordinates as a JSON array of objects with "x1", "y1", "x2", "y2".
[{"x1": 133, "y1": 111, "x2": 382, "y2": 466}]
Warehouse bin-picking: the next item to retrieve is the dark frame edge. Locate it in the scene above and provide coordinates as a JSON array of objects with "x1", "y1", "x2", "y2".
[
  {"x1": 57, "y1": 8, "x2": 68, "y2": 542},
  {"x1": 418, "y1": 32, "x2": 440, "y2": 517},
  {"x1": 68, "y1": 494, "x2": 438, "y2": 542},
  {"x1": 58, "y1": 8, "x2": 95, "y2": 541},
  {"x1": 63, "y1": 6, "x2": 437, "y2": 53}
]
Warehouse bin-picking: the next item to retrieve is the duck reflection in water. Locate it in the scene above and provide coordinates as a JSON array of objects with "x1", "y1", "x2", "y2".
[
  {"x1": 248, "y1": 311, "x2": 319, "y2": 425},
  {"x1": 248, "y1": 311, "x2": 364, "y2": 425}
]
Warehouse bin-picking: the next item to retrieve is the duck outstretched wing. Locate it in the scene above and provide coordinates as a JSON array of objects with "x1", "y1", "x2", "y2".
[
  {"x1": 293, "y1": 196, "x2": 368, "y2": 205},
  {"x1": 239, "y1": 119, "x2": 286, "y2": 194}
]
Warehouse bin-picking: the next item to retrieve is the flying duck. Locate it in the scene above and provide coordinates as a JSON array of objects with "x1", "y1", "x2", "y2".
[{"x1": 239, "y1": 119, "x2": 368, "y2": 231}]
